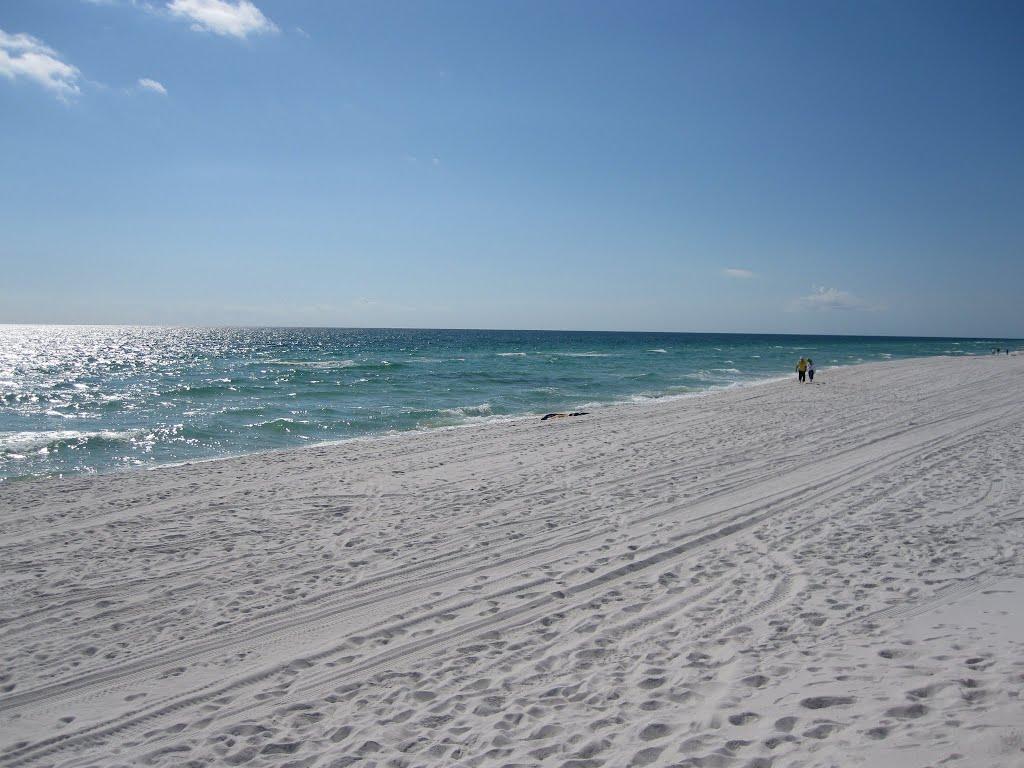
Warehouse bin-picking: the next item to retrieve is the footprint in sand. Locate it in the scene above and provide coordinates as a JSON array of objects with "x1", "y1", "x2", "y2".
[
  {"x1": 764, "y1": 734, "x2": 797, "y2": 750},
  {"x1": 728, "y1": 711, "x2": 760, "y2": 726},
  {"x1": 884, "y1": 703, "x2": 928, "y2": 719},
  {"x1": 630, "y1": 746, "x2": 664, "y2": 766},
  {"x1": 800, "y1": 696, "x2": 855, "y2": 710},
  {"x1": 907, "y1": 683, "x2": 944, "y2": 699},
  {"x1": 639, "y1": 723, "x2": 671, "y2": 741},
  {"x1": 803, "y1": 722, "x2": 840, "y2": 739},
  {"x1": 965, "y1": 656, "x2": 995, "y2": 671},
  {"x1": 259, "y1": 741, "x2": 300, "y2": 755},
  {"x1": 774, "y1": 716, "x2": 798, "y2": 732},
  {"x1": 329, "y1": 725, "x2": 352, "y2": 743}
]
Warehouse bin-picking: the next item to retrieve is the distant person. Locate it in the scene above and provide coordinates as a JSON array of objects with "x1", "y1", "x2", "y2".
[
  {"x1": 807, "y1": 358, "x2": 815, "y2": 382},
  {"x1": 796, "y1": 357, "x2": 807, "y2": 383}
]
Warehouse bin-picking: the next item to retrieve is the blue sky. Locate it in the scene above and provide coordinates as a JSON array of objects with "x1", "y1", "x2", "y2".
[{"x1": 1, "y1": 1, "x2": 1022, "y2": 336}]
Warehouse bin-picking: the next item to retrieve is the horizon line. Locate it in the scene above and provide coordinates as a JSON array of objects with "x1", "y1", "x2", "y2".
[{"x1": 0, "y1": 322, "x2": 1020, "y2": 341}]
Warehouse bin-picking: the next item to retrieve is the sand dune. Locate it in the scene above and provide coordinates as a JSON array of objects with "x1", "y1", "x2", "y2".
[{"x1": 1, "y1": 354, "x2": 1023, "y2": 767}]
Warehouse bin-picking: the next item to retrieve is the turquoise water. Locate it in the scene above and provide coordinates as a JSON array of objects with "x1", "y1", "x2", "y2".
[{"x1": 0, "y1": 326, "x2": 1017, "y2": 482}]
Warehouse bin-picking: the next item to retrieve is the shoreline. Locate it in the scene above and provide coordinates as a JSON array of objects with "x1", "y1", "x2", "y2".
[
  {"x1": 0, "y1": 353, "x2": 981, "y2": 488},
  {"x1": 2, "y1": 353, "x2": 1023, "y2": 767}
]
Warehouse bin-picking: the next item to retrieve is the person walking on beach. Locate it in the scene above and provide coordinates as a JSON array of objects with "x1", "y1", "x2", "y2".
[
  {"x1": 807, "y1": 358, "x2": 815, "y2": 382},
  {"x1": 796, "y1": 357, "x2": 807, "y2": 383}
]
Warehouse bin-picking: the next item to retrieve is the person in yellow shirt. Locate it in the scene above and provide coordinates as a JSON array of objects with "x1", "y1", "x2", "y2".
[{"x1": 796, "y1": 357, "x2": 808, "y2": 383}]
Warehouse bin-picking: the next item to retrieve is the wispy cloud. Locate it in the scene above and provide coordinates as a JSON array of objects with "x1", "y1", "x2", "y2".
[
  {"x1": 137, "y1": 77, "x2": 167, "y2": 94},
  {"x1": 0, "y1": 29, "x2": 81, "y2": 100},
  {"x1": 167, "y1": 0, "x2": 277, "y2": 39},
  {"x1": 790, "y1": 286, "x2": 878, "y2": 312},
  {"x1": 723, "y1": 267, "x2": 755, "y2": 279}
]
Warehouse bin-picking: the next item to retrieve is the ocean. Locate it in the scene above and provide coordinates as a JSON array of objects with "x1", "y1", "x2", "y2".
[{"x1": 0, "y1": 325, "x2": 1016, "y2": 483}]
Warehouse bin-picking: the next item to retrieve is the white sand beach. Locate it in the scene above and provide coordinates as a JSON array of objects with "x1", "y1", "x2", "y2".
[{"x1": 1, "y1": 354, "x2": 1023, "y2": 768}]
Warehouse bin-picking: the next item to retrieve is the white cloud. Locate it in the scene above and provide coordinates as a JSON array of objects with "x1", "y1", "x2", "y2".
[
  {"x1": 0, "y1": 29, "x2": 81, "y2": 99},
  {"x1": 790, "y1": 286, "x2": 877, "y2": 312},
  {"x1": 723, "y1": 267, "x2": 754, "y2": 279},
  {"x1": 167, "y1": 0, "x2": 277, "y2": 38},
  {"x1": 137, "y1": 77, "x2": 167, "y2": 94}
]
